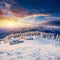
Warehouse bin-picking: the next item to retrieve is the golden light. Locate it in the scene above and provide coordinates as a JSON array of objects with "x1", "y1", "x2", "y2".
[
  {"x1": 0, "y1": 18, "x2": 20, "y2": 29},
  {"x1": 4, "y1": 20, "x2": 19, "y2": 28},
  {"x1": 0, "y1": 17, "x2": 35, "y2": 29}
]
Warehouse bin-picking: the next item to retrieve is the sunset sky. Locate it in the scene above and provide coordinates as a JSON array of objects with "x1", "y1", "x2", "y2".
[{"x1": 0, "y1": 0, "x2": 60, "y2": 38}]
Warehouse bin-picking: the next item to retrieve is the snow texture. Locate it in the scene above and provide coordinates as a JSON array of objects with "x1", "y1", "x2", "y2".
[{"x1": 0, "y1": 36, "x2": 60, "y2": 60}]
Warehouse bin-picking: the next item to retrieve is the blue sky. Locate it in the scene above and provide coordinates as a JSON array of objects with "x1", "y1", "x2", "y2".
[{"x1": 0, "y1": 0, "x2": 60, "y2": 15}]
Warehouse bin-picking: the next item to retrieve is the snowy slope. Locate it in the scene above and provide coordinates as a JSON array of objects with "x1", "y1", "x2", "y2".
[{"x1": 0, "y1": 36, "x2": 60, "y2": 60}]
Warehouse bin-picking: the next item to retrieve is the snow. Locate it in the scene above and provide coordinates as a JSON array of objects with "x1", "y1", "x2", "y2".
[{"x1": 0, "y1": 35, "x2": 60, "y2": 60}]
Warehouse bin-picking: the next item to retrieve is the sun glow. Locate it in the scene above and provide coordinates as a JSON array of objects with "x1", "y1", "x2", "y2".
[
  {"x1": 0, "y1": 18, "x2": 21, "y2": 29},
  {"x1": 4, "y1": 20, "x2": 19, "y2": 28},
  {"x1": 0, "y1": 17, "x2": 35, "y2": 29}
]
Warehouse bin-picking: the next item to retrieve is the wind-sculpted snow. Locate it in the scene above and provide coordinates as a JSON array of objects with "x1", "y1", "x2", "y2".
[{"x1": 0, "y1": 36, "x2": 60, "y2": 60}]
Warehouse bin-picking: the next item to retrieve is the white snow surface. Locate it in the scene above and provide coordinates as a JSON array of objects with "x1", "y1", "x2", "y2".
[{"x1": 0, "y1": 36, "x2": 60, "y2": 60}]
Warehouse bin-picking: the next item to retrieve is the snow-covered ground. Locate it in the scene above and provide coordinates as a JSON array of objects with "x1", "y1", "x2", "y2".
[{"x1": 0, "y1": 35, "x2": 60, "y2": 60}]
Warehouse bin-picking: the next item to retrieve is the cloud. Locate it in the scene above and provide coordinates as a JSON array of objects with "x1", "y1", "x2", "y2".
[
  {"x1": 0, "y1": 9, "x2": 3, "y2": 15},
  {"x1": 44, "y1": 20, "x2": 60, "y2": 26},
  {"x1": 4, "y1": 2, "x2": 11, "y2": 9},
  {"x1": 0, "y1": 0, "x2": 60, "y2": 29},
  {"x1": 0, "y1": 0, "x2": 4, "y2": 2},
  {"x1": 11, "y1": 7, "x2": 29, "y2": 17},
  {"x1": 28, "y1": 9, "x2": 40, "y2": 14},
  {"x1": 1, "y1": 0, "x2": 60, "y2": 18}
]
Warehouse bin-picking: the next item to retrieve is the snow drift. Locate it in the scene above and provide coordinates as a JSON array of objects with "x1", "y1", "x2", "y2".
[{"x1": 0, "y1": 35, "x2": 60, "y2": 60}]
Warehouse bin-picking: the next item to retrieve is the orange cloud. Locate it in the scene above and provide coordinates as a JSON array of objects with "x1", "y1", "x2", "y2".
[{"x1": 11, "y1": 7, "x2": 29, "y2": 17}]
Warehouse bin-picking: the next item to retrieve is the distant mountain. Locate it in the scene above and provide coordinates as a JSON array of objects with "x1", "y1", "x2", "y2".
[{"x1": 0, "y1": 25, "x2": 60, "y2": 39}]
